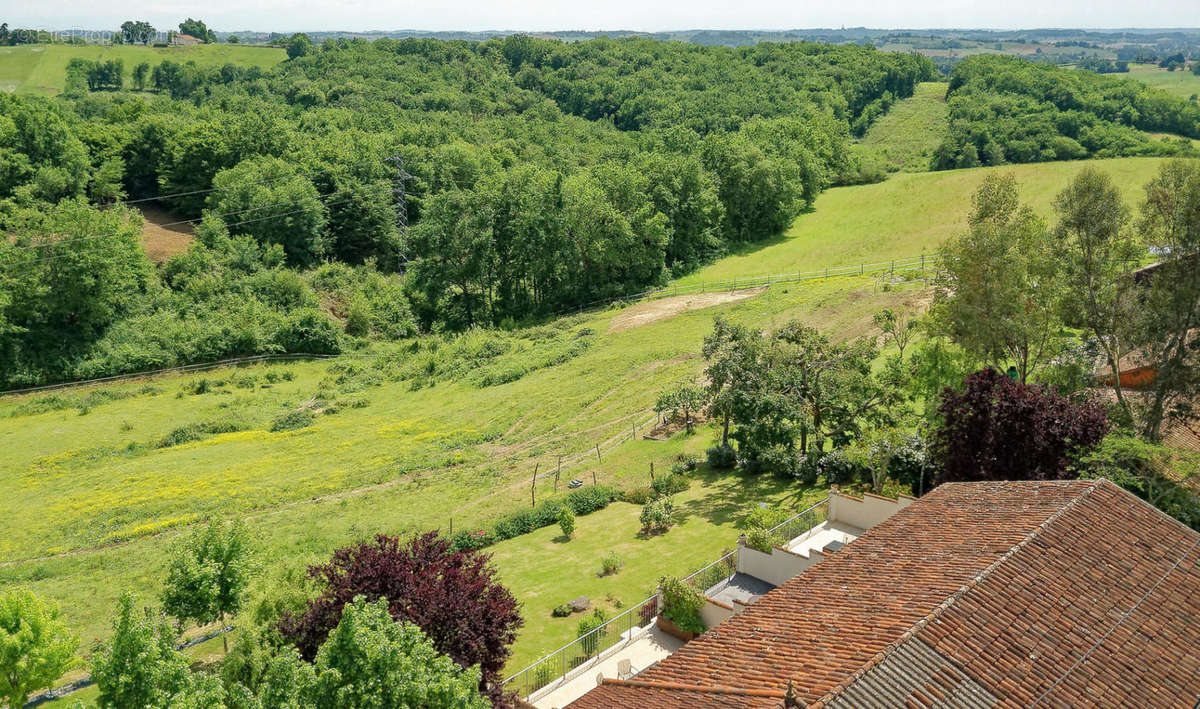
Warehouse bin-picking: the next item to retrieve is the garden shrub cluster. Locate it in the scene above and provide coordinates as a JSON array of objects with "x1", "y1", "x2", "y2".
[
  {"x1": 639, "y1": 497, "x2": 676, "y2": 534},
  {"x1": 658, "y1": 576, "x2": 705, "y2": 635},
  {"x1": 450, "y1": 484, "x2": 621, "y2": 551}
]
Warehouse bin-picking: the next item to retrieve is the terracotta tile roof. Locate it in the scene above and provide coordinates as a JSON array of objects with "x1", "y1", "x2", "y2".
[{"x1": 567, "y1": 480, "x2": 1200, "y2": 709}]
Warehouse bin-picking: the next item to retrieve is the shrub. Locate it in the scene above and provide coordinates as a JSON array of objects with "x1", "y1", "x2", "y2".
[
  {"x1": 658, "y1": 576, "x2": 704, "y2": 635},
  {"x1": 889, "y1": 434, "x2": 935, "y2": 495},
  {"x1": 565, "y1": 485, "x2": 620, "y2": 515},
  {"x1": 450, "y1": 529, "x2": 495, "y2": 552},
  {"x1": 819, "y1": 448, "x2": 863, "y2": 487},
  {"x1": 639, "y1": 498, "x2": 676, "y2": 534},
  {"x1": 157, "y1": 418, "x2": 247, "y2": 448},
  {"x1": 743, "y1": 505, "x2": 790, "y2": 531},
  {"x1": 670, "y1": 454, "x2": 700, "y2": 475},
  {"x1": 271, "y1": 409, "x2": 315, "y2": 432},
  {"x1": 706, "y1": 443, "x2": 737, "y2": 469},
  {"x1": 651, "y1": 473, "x2": 690, "y2": 499},
  {"x1": 551, "y1": 604, "x2": 572, "y2": 618},
  {"x1": 623, "y1": 485, "x2": 655, "y2": 505},
  {"x1": 745, "y1": 526, "x2": 784, "y2": 553},
  {"x1": 576, "y1": 608, "x2": 608, "y2": 656},
  {"x1": 599, "y1": 552, "x2": 622, "y2": 577},
  {"x1": 557, "y1": 505, "x2": 576, "y2": 539},
  {"x1": 741, "y1": 444, "x2": 803, "y2": 477},
  {"x1": 490, "y1": 485, "x2": 621, "y2": 544}
]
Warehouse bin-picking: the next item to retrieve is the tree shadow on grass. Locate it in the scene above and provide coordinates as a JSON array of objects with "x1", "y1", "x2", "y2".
[{"x1": 674, "y1": 466, "x2": 823, "y2": 529}]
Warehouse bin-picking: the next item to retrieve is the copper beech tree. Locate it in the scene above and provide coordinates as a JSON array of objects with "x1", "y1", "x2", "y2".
[
  {"x1": 278, "y1": 532, "x2": 522, "y2": 707},
  {"x1": 933, "y1": 369, "x2": 1109, "y2": 484}
]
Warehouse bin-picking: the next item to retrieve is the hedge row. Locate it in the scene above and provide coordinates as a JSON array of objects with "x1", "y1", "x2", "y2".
[{"x1": 450, "y1": 484, "x2": 622, "y2": 552}]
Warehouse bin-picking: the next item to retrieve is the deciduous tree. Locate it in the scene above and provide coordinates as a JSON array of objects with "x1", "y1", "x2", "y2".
[
  {"x1": 933, "y1": 368, "x2": 1109, "y2": 484},
  {"x1": 0, "y1": 590, "x2": 77, "y2": 709},
  {"x1": 161, "y1": 518, "x2": 251, "y2": 653},
  {"x1": 278, "y1": 532, "x2": 521, "y2": 706},
  {"x1": 931, "y1": 173, "x2": 1065, "y2": 382}
]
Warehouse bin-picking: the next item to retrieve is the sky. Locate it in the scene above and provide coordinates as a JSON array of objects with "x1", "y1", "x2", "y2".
[{"x1": 5, "y1": 0, "x2": 1197, "y2": 33}]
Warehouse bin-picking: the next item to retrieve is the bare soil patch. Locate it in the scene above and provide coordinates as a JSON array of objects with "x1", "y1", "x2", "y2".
[
  {"x1": 139, "y1": 204, "x2": 194, "y2": 263},
  {"x1": 608, "y1": 288, "x2": 767, "y2": 333}
]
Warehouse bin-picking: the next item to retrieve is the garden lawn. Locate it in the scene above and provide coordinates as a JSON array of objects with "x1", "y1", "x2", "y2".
[
  {"x1": 0, "y1": 43, "x2": 285, "y2": 94},
  {"x1": 673, "y1": 157, "x2": 1169, "y2": 287},
  {"x1": 492, "y1": 460, "x2": 826, "y2": 673},
  {"x1": 856, "y1": 81, "x2": 949, "y2": 173}
]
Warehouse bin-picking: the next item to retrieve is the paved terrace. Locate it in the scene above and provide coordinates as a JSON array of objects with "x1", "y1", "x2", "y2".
[{"x1": 530, "y1": 624, "x2": 684, "y2": 709}]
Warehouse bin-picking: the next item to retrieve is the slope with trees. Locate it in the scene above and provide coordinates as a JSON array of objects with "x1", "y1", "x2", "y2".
[
  {"x1": 0, "y1": 36, "x2": 936, "y2": 388},
  {"x1": 933, "y1": 55, "x2": 1200, "y2": 169}
]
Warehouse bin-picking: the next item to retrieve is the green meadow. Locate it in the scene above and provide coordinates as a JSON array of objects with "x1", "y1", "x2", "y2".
[
  {"x1": 0, "y1": 271, "x2": 924, "y2": 680},
  {"x1": 856, "y1": 81, "x2": 949, "y2": 173},
  {"x1": 0, "y1": 43, "x2": 285, "y2": 94},
  {"x1": 1127, "y1": 62, "x2": 1200, "y2": 100},
  {"x1": 673, "y1": 157, "x2": 1169, "y2": 287}
]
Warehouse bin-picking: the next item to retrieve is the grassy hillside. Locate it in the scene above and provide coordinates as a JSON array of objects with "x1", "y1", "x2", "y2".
[
  {"x1": 4, "y1": 155, "x2": 1177, "y2": 697},
  {"x1": 0, "y1": 274, "x2": 922, "y2": 675},
  {"x1": 0, "y1": 43, "x2": 285, "y2": 94},
  {"x1": 856, "y1": 81, "x2": 949, "y2": 172},
  {"x1": 674, "y1": 157, "x2": 1169, "y2": 287},
  {"x1": 1127, "y1": 63, "x2": 1200, "y2": 100}
]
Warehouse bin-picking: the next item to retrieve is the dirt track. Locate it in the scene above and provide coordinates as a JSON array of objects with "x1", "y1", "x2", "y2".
[{"x1": 607, "y1": 288, "x2": 767, "y2": 333}]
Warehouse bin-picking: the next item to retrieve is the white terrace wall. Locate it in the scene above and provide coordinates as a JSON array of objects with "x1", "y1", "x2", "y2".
[
  {"x1": 827, "y1": 491, "x2": 915, "y2": 531},
  {"x1": 700, "y1": 597, "x2": 737, "y2": 628},
  {"x1": 736, "y1": 544, "x2": 822, "y2": 587}
]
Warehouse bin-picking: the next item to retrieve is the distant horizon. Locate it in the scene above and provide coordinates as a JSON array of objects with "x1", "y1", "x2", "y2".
[
  {"x1": 6, "y1": 0, "x2": 1198, "y2": 37},
  {"x1": 11, "y1": 24, "x2": 1200, "y2": 36}
]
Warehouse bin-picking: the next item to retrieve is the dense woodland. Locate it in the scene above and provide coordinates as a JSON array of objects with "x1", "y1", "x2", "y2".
[
  {"x1": 933, "y1": 55, "x2": 1200, "y2": 169},
  {"x1": 0, "y1": 37, "x2": 935, "y2": 386},
  {"x1": 2, "y1": 39, "x2": 1199, "y2": 387}
]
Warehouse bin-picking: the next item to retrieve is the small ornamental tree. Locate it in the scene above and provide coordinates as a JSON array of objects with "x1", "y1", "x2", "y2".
[
  {"x1": 557, "y1": 505, "x2": 576, "y2": 539},
  {"x1": 161, "y1": 518, "x2": 251, "y2": 653},
  {"x1": 304, "y1": 597, "x2": 489, "y2": 709},
  {"x1": 0, "y1": 590, "x2": 77, "y2": 709},
  {"x1": 932, "y1": 369, "x2": 1108, "y2": 484},
  {"x1": 91, "y1": 594, "x2": 193, "y2": 709},
  {"x1": 278, "y1": 532, "x2": 522, "y2": 706}
]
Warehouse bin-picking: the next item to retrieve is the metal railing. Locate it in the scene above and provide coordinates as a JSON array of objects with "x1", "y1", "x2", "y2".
[
  {"x1": 681, "y1": 548, "x2": 739, "y2": 593},
  {"x1": 765, "y1": 498, "x2": 830, "y2": 547},
  {"x1": 502, "y1": 592, "x2": 661, "y2": 700}
]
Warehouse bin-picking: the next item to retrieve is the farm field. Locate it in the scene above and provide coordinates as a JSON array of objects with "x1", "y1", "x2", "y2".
[
  {"x1": 0, "y1": 43, "x2": 285, "y2": 94},
  {"x1": 1126, "y1": 62, "x2": 1200, "y2": 100},
  {"x1": 856, "y1": 81, "x2": 949, "y2": 173},
  {"x1": 673, "y1": 157, "x2": 1169, "y2": 287},
  {"x1": 0, "y1": 270, "x2": 924, "y2": 678}
]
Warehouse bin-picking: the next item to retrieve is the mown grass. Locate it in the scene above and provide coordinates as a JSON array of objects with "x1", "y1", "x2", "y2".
[
  {"x1": 1126, "y1": 63, "x2": 1200, "y2": 100},
  {"x1": 0, "y1": 274, "x2": 921, "y2": 690},
  {"x1": 673, "y1": 157, "x2": 1170, "y2": 287},
  {"x1": 856, "y1": 81, "x2": 950, "y2": 173},
  {"x1": 0, "y1": 43, "x2": 285, "y2": 94}
]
